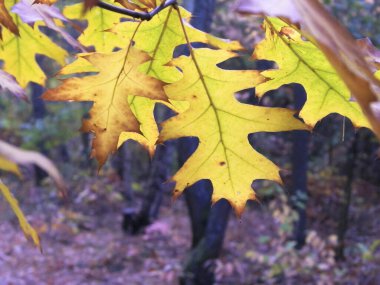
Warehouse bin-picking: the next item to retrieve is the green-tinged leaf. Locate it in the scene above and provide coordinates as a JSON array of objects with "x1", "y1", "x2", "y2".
[
  {"x1": 112, "y1": 6, "x2": 242, "y2": 149},
  {"x1": 254, "y1": 17, "x2": 370, "y2": 129},
  {"x1": 63, "y1": 3, "x2": 128, "y2": 52},
  {"x1": 111, "y1": 6, "x2": 243, "y2": 67}
]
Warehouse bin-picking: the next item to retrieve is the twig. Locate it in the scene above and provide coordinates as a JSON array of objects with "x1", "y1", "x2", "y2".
[{"x1": 97, "y1": 0, "x2": 177, "y2": 20}]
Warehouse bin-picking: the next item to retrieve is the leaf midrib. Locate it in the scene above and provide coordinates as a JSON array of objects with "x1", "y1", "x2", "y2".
[
  {"x1": 176, "y1": 8, "x2": 236, "y2": 196},
  {"x1": 264, "y1": 18, "x2": 358, "y2": 115},
  {"x1": 129, "y1": 6, "x2": 172, "y2": 108}
]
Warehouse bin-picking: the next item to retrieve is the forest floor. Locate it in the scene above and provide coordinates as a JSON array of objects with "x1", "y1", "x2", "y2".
[{"x1": 1, "y1": 167, "x2": 380, "y2": 285}]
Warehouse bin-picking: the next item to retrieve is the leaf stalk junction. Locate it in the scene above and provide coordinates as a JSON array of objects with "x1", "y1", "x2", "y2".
[{"x1": 97, "y1": 0, "x2": 177, "y2": 21}]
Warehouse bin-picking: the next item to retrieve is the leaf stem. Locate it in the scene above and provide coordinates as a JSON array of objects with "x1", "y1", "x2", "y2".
[{"x1": 97, "y1": 0, "x2": 177, "y2": 21}]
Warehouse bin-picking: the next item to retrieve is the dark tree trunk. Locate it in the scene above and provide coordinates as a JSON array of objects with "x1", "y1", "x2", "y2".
[
  {"x1": 181, "y1": 197, "x2": 230, "y2": 285},
  {"x1": 179, "y1": 139, "x2": 213, "y2": 247},
  {"x1": 113, "y1": 143, "x2": 133, "y2": 199},
  {"x1": 58, "y1": 143, "x2": 71, "y2": 162},
  {"x1": 122, "y1": 141, "x2": 174, "y2": 234},
  {"x1": 335, "y1": 131, "x2": 358, "y2": 260},
  {"x1": 142, "y1": 142, "x2": 174, "y2": 221},
  {"x1": 119, "y1": 144, "x2": 133, "y2": 202},
  {"x1": 122, "y1": 105, "x2": 175, "y2": 233},
  {"x1": 31, "y1": 83, "x2": 49, "y2": 184},
  {"x1": 290, "y1": 84, "x2": 310, "y2": 249},
  {"x1": 179, "y1": 1, "x2": 231, "y2": 284},
  {"x1": 31, "y1": 83, "x2": 46, "y2": 120}
]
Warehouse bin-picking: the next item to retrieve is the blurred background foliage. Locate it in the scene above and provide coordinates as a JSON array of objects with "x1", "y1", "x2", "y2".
[{"x1": 1, "y1": 0, "x2": 380, "y2": 284}]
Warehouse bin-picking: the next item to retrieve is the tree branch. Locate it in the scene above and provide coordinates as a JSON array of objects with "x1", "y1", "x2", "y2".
[{"x1": 97, "y1": 0, "x2": 177, "y2": 20}]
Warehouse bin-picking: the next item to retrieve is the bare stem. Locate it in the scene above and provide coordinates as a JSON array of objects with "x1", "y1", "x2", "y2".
[{"x1": 97, "y1": 0, "x2": 177, "y2": 21}]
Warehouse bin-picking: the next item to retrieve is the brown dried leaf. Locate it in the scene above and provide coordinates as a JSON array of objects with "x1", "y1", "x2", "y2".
[
  {"x1": 115, "y1": 0, "x2": 143, "y2": 11},
  {"x1": 33, "y1": 0, "x2": 57, "y2": 5},
  {"x1": 0, "y1": 0, "x2": 19, "y2": 36},
  {"x1": 83, "y1": 0, "x2": 98, "y2": 12}
]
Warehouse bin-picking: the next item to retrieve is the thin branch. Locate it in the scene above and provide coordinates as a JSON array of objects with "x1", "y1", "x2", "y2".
[{"x1": 97, "y1": 0, "x2": 177, "y2": 20}]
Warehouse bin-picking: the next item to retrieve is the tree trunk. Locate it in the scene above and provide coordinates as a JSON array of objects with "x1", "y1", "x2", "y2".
[
  {"x1": 180, "y1": 199, "x2": 230, "y2": 285},
  {"x1": 179, "y1": 1, "x2": 231, "y2": 284},
  {"x1": 122, "y1": 105, "x2": 175, "y2": 233},
  {"x1": 122, "y1": 141, "x2": 174, "y2": 233},
  {"x1": 290, "y1": 84, "x2": 310, "y2": 249},
  {"x1": 335, "y1": 131, "x2": 358, "y2": 260},
  {"x1": 113, "y1": 143, "x2": 133, "y2": 200},
  {"x1": 31, "y1": 83, "x2": 49, "y2": 185}
]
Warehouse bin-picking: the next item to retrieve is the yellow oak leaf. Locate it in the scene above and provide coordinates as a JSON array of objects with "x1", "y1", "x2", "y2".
[
  {"x1": 0, "y1": 0, "x2": 66, "y2": 87},
  {"x1": 43, "y1": 47, "x2": 168, "y2": 166},
  {"x1": 254, "y1": 17, "x2": 370, "y2": 129},
  {"x1": 0, "y1": 179, "x2": 40, "y2": 250},
  {"x1": 112, "y1": 6, "x2": 242, "y2": 149},
  {"x1": 63, "y1": 3, "x2": 128, "y2": 52},
  {"x1": 159, "y1": 48, "x2": 308, "y2": 215},
  {"x1": 58, "y1": 53, "x2": 183, "y2": 153},
  {"x1": 58, "y1": 55, "x2": 98, "y2": 75}
]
